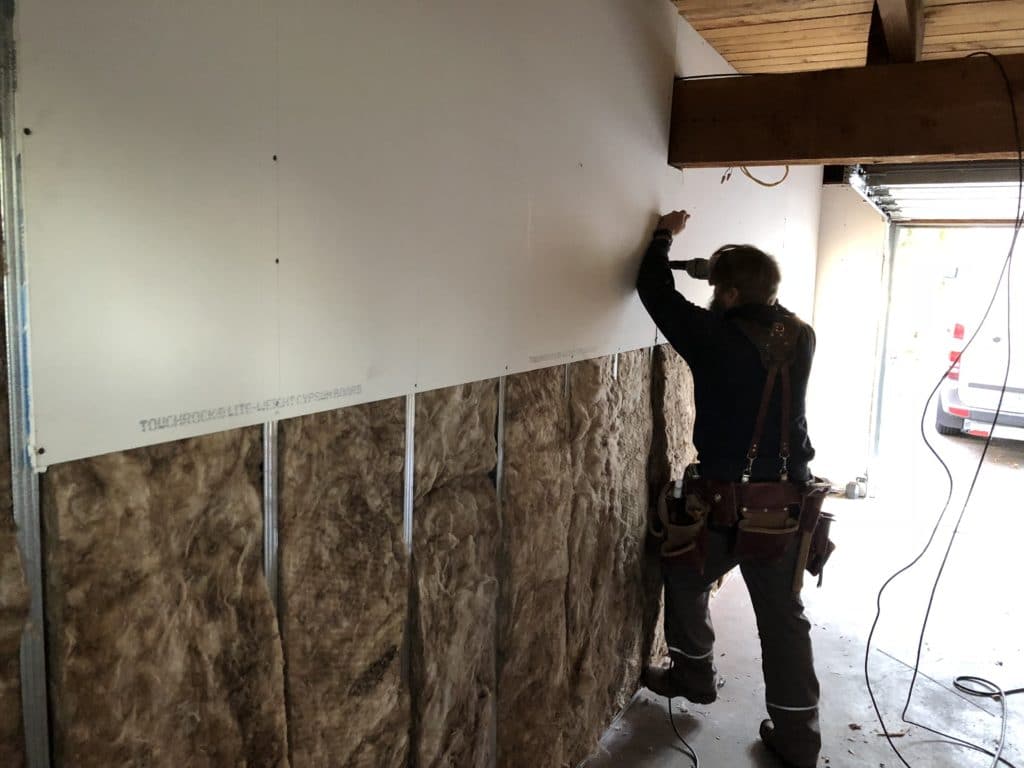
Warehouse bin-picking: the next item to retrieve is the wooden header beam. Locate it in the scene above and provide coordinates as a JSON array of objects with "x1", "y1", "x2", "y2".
[{"x1": 669, "y1": 54, "x2": 1024, "y2": 168}]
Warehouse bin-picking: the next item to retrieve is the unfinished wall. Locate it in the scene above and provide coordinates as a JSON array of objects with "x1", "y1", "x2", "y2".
[
  {"x1": 411, "y1": 382, "x2": 499, "y2": 768},
  {"x1": 0, "y1": 350, "x2": 700, "y2": 768},
  {"x1": 10, "y1": 348, "x2": 695, "y2": 768},
  {"x1": 0, "y1": 301, "x2": 27, "y2": 767},
  {"x1": 278, "y1": 400, "x2": 408, "y2": 768},
  {"x1": 42, "y1": 428, "x2": 288, "y2": 768}
]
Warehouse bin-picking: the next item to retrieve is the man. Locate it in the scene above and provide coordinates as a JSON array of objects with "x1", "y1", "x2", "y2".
[{"x1": 636, "y1": 209, "x2": 822, "y2": 768}]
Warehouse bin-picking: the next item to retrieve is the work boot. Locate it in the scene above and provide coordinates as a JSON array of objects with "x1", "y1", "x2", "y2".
[
  {"x1": 759, "y1": 719, "x2": 818, "y2": 767},
  {"x1": 641, "y1": 654, "x2": 718, "y2": 704}
]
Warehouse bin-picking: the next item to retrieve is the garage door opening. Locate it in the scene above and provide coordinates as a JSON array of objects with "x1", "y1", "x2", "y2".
[{"x1": 877, "y1": 225, "x2": 1024, "y2": 466}]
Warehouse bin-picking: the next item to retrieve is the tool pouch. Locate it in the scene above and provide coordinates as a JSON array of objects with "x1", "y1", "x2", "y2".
[
  {"x1": 806, "y1": 511, "x2": 836, "y2": 579},
  {"x1": 732, "y1": 482, "x2": 801, "y2": 562},
  {"x1": 799, "y1": 480, "x2": 835, "y2": 581},
  {"x1": 684, "y1": 470, "x2": 739, "y2": 528},
  {"x1": 655, "y1": 482, "x2": 708, "y2": 573}
]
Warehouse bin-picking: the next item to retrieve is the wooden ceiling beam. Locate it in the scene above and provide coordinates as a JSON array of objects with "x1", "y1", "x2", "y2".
[
  {"x1": 668, "y1": 54, "x2": 1024, "y2": 168},
  {"x1": 874, "y1": 0, "x2": 923, "y2": 62}
]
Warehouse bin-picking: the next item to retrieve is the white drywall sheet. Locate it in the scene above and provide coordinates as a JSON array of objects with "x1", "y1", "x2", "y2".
[
  {"x1": 17, "y1": 3, "x2": 822, "y2": 468},
  {"x1": 17, "y1": 1, "x2": 280, "y2": 469}
]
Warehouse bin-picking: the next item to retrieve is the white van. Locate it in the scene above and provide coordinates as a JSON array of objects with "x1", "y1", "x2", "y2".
[{"x1": 936, "y1": 251, "x2": 1024, "y2": 440}]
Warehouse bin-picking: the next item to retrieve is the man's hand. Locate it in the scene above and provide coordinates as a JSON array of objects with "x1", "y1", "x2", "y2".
[{"x1": 657, "y1": 210, "x2": 690, "y2": 236}]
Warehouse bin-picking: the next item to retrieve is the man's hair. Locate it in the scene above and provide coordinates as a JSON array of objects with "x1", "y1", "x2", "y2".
[{"x1": 709, "y1": 244, "x2": 781, "y2": 305}]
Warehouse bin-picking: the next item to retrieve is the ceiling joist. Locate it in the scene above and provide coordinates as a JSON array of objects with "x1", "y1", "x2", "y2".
[{"x1": 874, "y1": 0, "x2": 923, "y2": 63}]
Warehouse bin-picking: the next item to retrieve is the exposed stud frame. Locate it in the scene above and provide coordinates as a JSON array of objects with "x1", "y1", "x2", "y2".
[
  {"x1": 262, "y1": 421, "x2": 279, "y2": 611},
  {"x1": 403, "y1": 393, "x2": 414, "y2": 553},
  {"x1": 1, "y1": 5, "x2": 53, "y2": 764}
]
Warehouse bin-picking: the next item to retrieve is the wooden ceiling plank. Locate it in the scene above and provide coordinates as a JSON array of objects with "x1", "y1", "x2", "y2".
[
  {"x1": 724, "y1": 44, "x2": 869, "y2": 62},
  {"x1": 700, "y1": 16, "x2": 873, "y2": 45},
  {"x1": 921, "y1": 0, "x2": 1017, "y2": 8},
  {"x1": 924, "y1": 30, "x2": 1024, "y2": 44},
  {"x1": 742, "y1": 61, "x2": 866, "y2": 73},
  {"x1": 676, "y1": 0, "x2": 870, "y2": 17},
  {"x1": 729, "y1": 51, "x2": 872, "y2": 67},
  {"x1": 924, "y1": 3, "x2": 1024, "y2": 31},
  {"x1": 669, "y1": 54, "x2": 1024, "y2": 167},
  {"x1": 921, "y1": 46, "x2": 1024, "y2": 59},
  {"x1": 693, "y1": 8, "x2": 876, "y2": 30},
  {"x1": 699, "y1": 12, "x2": 872, "y2": 35},
  {"x1": 710, "y1": 35, "x2": 872, "y2": 55}
]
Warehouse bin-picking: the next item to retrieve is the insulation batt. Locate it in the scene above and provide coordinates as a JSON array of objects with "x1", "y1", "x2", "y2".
[
  {"x1": 412, "y1": 381, "x2": 499, "y2": 768},
  {"x1": 644, "y1": 345, "x2": 697, "y2": 660},
  {"x1": 0, "y1": 303, "x2": 28, "y2": 768},
  {"x1": 0, "y1": 511, "x2": 27, "y2": 768},
  {"x1": 279, "y1": 400, "x2": 409, "y2": 768},
  {"x1": 498, "y1": 350, "x2": 687, "y2": 768},
  {"x1": 562, "y1": 351, "x2": 653, "y2": 761},
  {"x1": 42, "y1": 427, "x2": 289, "y2": 768},
  {"x1": 498, "y1": 365, "x2": 573, "y2": 767}
]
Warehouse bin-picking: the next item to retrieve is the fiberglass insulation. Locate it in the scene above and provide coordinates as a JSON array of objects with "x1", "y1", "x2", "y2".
[
  {"x1": 42, "y1": 427, "x2": 289, "y2": 768},
  {"x1": 0, "y1": 302, "x2": 28, "y2": 768},
  {"x1": 0, "y1": 511, "x2": 26, "y2": 768},
  {"x1": 643, "y1": 344, "x2": 698, "y2": 660},
  {"x1": 412, "y1": 381, "x2": 499, "y2": 768},
  {"x1": 561, "y1": 351, "x2": 653, "y2": 761},
  {"x1": 498, "y1": 365, "x2": 573, "y2": 768},
  {"x1": 278, "y1": 400, "x2": 409, "y2": 768},
  {"x1": 498, "y1": 352, "x2": 666, "y2": 767}
]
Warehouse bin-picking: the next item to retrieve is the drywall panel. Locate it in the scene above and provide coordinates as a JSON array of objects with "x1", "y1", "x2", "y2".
[
  {"x1": 273, "y1": 0, "x2": 679, "y2": 396},
  {"x1": 18, "y1": 5, "x2": 822, "y2": 468},
  {"x1": 17, "y1": 1, "x2": 278, "y2": 468}
]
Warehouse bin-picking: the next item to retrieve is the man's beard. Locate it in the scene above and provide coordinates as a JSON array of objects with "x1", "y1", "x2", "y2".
[{"x1": 708, "y1": 294, "x2": 727, "y2": 315}]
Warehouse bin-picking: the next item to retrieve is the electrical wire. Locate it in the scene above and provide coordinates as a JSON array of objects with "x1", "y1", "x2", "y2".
[
  {"x1": 864, "y1": 51, "x2": 1023, "y2": 768},
  {"x1": 667, "y1": 697, "x2": 700, "y2": 768},
  {"x1": 741, "y1": 166, "x2": 790, "y2": 187},
  {"x1": 720, "y1": 165, "x2": 792, "y2": 187}
]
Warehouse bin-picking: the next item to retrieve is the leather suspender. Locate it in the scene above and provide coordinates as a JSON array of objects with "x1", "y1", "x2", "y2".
[{"x1": 736, "y1": 315, "x2": 802, "y2": 483}]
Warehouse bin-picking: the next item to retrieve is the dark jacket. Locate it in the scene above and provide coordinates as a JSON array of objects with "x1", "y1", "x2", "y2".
[{"x1": 636, "y1": 235, "x2": 815, "y2": 482}]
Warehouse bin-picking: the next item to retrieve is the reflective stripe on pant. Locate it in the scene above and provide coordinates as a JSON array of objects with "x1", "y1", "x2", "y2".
[{"x1": 662, "y1": 528, "x2": 821, "y2": 764}]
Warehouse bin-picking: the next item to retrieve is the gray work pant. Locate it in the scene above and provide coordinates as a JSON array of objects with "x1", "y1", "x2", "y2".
[{"x1": 662, "y1": 527, "x2": 822, "y2": 763}]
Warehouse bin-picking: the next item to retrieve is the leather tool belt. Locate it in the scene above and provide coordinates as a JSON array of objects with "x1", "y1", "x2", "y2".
[{"x1": 649, "y1": 469, "x2": 834, "y2": 591}]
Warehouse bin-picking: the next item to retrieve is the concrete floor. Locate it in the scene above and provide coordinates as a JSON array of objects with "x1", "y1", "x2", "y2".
[{"x1": 581, "y1": 433, "x2": 1024, "y2": 767}]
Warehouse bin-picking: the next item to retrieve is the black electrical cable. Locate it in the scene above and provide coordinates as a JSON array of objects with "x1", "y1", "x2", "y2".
[
  {"x1": 667, "y1": 697, "x2": 700, "y2": 768},
  {"x1": 864, "y1": 51, "x2": 1023, "y2": 768}
]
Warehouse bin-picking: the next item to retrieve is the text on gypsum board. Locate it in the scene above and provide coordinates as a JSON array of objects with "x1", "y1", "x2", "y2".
[{"x1": 138, "y1": 385, "x2": 363, "y2": 432}]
